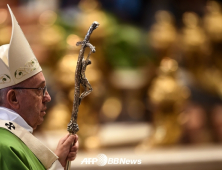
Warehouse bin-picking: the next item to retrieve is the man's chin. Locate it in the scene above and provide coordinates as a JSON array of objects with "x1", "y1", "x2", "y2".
[
  {"x1": 38, "y1": 119, "x2": 44, "y2": 125},
  {"x1": 33, "y1": 120, "x2": 44, "y2": 130}
]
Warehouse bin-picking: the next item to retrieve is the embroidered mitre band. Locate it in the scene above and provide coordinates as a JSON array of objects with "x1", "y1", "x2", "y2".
[{"x1": 0, "y1": 5, "x2": 42, "y2": 89}]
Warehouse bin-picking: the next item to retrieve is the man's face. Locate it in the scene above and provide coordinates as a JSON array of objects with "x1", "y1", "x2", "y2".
[{"x1": 16, "y1": 72, "x2": 51, "y2": 130}]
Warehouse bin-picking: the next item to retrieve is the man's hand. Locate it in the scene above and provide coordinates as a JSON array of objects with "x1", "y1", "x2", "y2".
[{"x1": 55, "y1": 134, "x2": 79, "y2": 167}]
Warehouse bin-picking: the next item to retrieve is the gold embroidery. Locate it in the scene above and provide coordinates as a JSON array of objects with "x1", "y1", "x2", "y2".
[
  {"x1": 14, "y1": 58, "x2": 40, "y2": 79},
  {"x1": 0, "y1": 74, "x2": 11, "y2": 84}
]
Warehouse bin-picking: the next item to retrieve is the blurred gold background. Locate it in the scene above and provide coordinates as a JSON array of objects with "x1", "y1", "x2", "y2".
[{"x1": 1, "y1": 0, "x2": 222, "y2": 169}]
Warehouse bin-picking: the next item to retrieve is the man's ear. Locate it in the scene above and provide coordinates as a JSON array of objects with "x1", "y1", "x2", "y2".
[{"x1": 6, "y1": 89, "x2": 20, "y2": 109}]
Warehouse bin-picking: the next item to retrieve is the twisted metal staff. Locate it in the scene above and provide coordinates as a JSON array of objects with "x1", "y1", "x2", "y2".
[{"x1": 65, "y1": 21, "x2": 99, "y2": 170}]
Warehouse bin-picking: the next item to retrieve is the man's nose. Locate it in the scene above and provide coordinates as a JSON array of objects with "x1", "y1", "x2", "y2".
[{"x1": 43, "y1": 90, "x2": 51, "y2": 103}]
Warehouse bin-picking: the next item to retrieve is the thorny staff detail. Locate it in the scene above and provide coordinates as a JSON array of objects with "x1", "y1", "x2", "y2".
[{"x1": 65, "y1": 21, "x2": 99, "y2": 170}]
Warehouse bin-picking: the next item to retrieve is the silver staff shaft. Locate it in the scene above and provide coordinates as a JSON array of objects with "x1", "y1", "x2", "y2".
[{"x1": 65, "y1": 21, "x2": 99, "y2": 170}]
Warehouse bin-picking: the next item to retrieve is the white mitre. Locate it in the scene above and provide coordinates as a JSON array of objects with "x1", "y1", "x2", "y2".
[{"x1": 0, "y1": 5, "x2": 42, "y2": 89}]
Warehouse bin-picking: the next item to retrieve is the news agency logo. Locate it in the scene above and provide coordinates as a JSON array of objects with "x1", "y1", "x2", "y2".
[
  {"x1": 81, "y1": 154, "x2": 142, "y2": 166},
  {"x1": 97, "y1": 154, "x2": 107, "y2": 166}
]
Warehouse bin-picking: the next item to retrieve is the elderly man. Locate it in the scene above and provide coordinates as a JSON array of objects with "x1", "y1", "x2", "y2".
[{"x1": 0, "y1": 5, "x2": 78, "y2": 170}]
